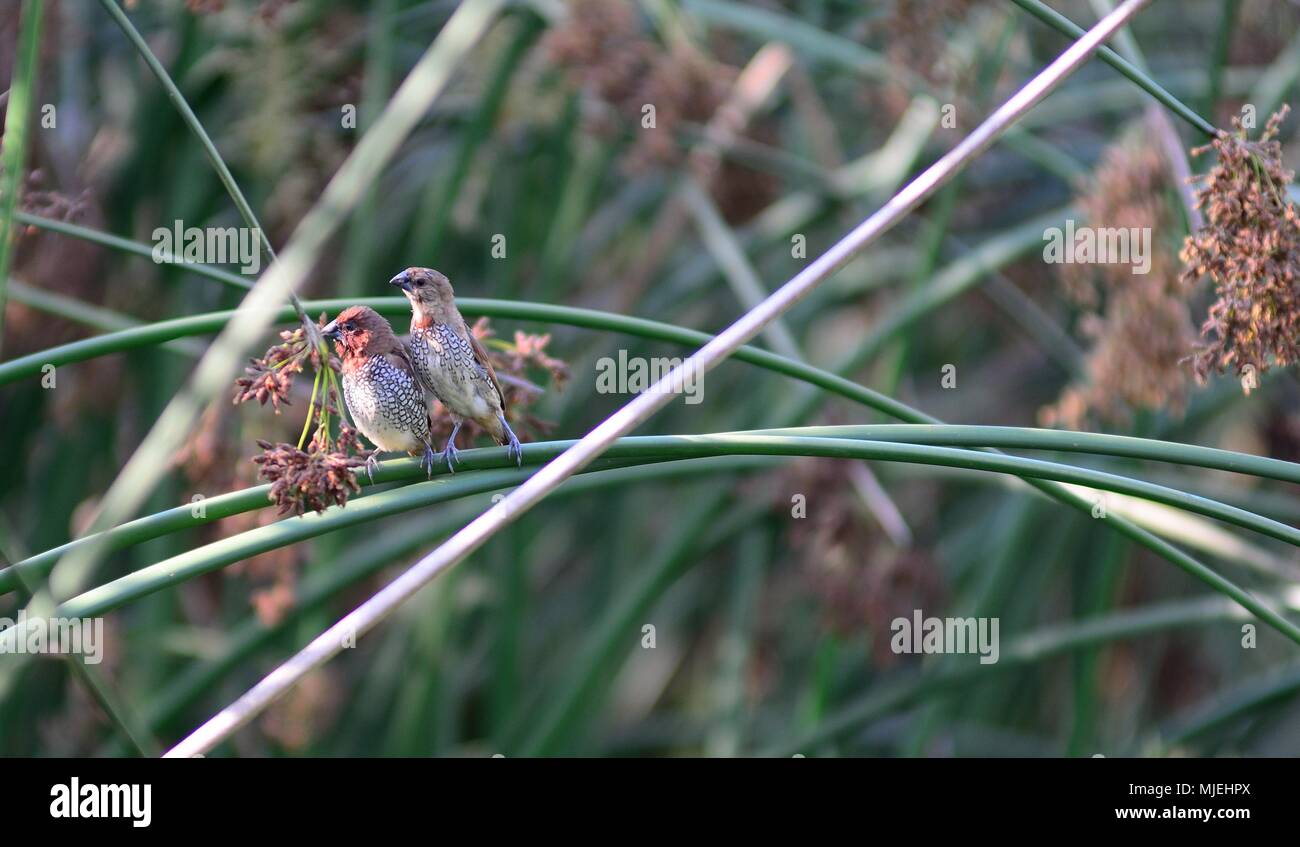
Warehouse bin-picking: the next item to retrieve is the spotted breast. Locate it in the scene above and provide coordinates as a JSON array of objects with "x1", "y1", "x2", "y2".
[
  {"x1": 410, "y1": 323, "x2": 501, "y2": 421},
  {"x1": 342, "y1": 355, "x2": 431, "y2": 453}
]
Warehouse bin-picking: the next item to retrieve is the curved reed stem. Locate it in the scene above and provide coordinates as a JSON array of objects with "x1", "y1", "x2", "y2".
[
  {"x1": 45, "y1": 433, "x2": 1299, "y2": 642},
  {"x1": 7, "y1": 424, "x2": 1300, "y2": 594}
]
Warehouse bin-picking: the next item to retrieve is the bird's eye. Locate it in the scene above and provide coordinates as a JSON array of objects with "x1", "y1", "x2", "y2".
[
  {"x1": 414, "y1": 279, "x2": 424, "y2": 287},
  {"x1": 343, "y1": 322, "x2": 354, "y2": 331}
]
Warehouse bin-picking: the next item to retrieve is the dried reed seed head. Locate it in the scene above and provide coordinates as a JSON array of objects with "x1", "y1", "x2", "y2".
[
  {"x1": 1045, "y1": 291, "x2": 1196, "y2": 429},
  {"x1": 252, "y1": 433, "x2": 370, "y2": 517},
  {"x1": 1043, "y1": 122, "x2": 1194, "y2": 429},
  {"x1": 233, "y1": 339, "x2": 306, "y2": 410},
  {"x1": 543, "y1": 0, "x2": 733, "y2": 171},
  {"x1": 1180, "y1": 105, "x2": 1300, "y2": 384},
  {"x1": 233, "y1": 321, "x2": 333, "y2": 411}
]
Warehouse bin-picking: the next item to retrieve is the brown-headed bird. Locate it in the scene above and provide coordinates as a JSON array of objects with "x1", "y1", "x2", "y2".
[
  {"x1": 322, "y1": 305, "x2": 438, "y2": 480},
  {"x1": 389, "y1": 267, "x2": 523, "y2": 470}
]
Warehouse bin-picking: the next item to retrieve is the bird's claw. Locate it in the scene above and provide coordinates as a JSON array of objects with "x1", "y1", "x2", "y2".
[
  {"x1": 444, "y1": 422, "x2": 463, "y2": 474},
  {"x1": 421, "y1": 444, "x2": 437, "y2": 478},
  {"x1": 501, "y1": 416, "x2": 523, "y2": 467},
  {"x1": 364, "y1": 452, "x2": 381, "y2": 484}
]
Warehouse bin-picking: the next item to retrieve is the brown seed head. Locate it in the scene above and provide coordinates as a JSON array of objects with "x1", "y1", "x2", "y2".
[
  {"x1": 1180, "y1": 106, "x2": 1300, "y2": 383},
  {"x1": 251, "y1": 431, "x2": 369, "y2": 517},
  {"x1": 1042, "y1": 120, "x2": 1194, "y2": 429}
]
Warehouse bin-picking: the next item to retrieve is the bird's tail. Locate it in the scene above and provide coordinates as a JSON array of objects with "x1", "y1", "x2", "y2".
[{"x1": 483, "y1": 413, "x2": 508, "y2": 446}]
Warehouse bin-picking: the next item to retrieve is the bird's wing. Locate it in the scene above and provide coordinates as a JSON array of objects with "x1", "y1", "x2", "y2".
[
  {"x1": 385, "y1": 345, "x2": 435, "y2": 428},
  {"x1": 467, "y1": 331, "x2": 507, "y2": 409},
  {"x1": 384, "y1": 345, "x2": 424, "y2": 391}
]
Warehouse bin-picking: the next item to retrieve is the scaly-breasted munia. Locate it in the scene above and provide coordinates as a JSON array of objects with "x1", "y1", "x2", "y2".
[
  {"x1": 389, "y1": 267, "x2": 523, "y2": 469},
  {"x1": 322, "y1": 305, "x2": 438, "y2": 479}
]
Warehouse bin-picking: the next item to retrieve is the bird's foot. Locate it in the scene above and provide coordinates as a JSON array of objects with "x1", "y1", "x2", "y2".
[
  {"x1": 364, "y1": 452, "x2": 381, "y2": 484},
  {"x1": 421, "y1": 444, "x2": 437, "y2": 479},
  {"x1": 501, "y1": 417, "x2": 523, "y2": 468},
  {"x1": 444, "y1": 422, "x2": 462, "y2": 474}
]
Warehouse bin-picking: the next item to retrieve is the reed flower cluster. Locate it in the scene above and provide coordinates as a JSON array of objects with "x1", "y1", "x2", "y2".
[
  {"x1": 235, "y1": 317, "x2": 363, "y2": 514},
  {"x1": 1044, "y1": 122, "x2": 1193, "y2": 428},
  {"x1": 252, "y1": 425, "x2": 371, "y2": 517},
  {"x1": 543, "y1": 0, "x2": 732, "y2": 171},
  {"x1": 1180, "y1": 106, "x2": 1300, "y2": 385},
  {"x1": 232, "y1": 326, "x2": 314, "y2": 412}
]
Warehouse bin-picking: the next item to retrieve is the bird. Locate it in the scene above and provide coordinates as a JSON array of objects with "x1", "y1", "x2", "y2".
[
  {"x1": 322, "y1": 305, "x2": 438, "y2": 480},
  {"x1": 389, "y1": 267, "x2": 523, "y2": 470}
]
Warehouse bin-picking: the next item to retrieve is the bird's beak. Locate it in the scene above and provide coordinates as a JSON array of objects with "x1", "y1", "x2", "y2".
[
  {"x1": 321, "y1": 319, "x2": 340, "y2": 340},
  {"x1": 389, "y1": 271, "x2": 411, "y2": 293}
]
